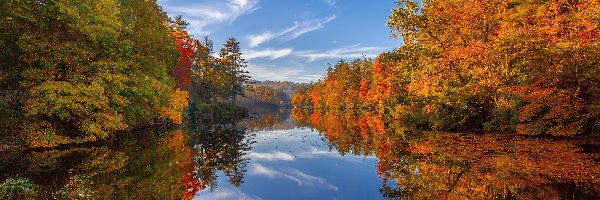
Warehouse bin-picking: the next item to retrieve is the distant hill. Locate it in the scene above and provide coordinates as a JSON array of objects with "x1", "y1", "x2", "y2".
[
  {"x1": 252, "y1": 80, "x2": 311, "y2": 96},
  {"x1": 237, "y1": 80, "x2": 310, "y2": 111}
]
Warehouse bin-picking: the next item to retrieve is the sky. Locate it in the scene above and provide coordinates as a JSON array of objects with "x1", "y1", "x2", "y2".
[{"x1": 157, "y1": 0, "x2": 402, "y2": 83}]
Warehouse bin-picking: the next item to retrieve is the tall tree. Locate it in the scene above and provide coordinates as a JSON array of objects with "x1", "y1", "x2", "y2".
[
  {"x1": 219, "y1": 38, "x2": 250, "y2": 104},
  {"x1": 191, "y1": 37, "x2": 216, "y2": 103}
]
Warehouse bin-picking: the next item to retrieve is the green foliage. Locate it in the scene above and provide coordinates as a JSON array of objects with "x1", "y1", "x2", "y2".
[
  {"x1": 0, "y1": 129, "x2": 198, "y2": 199},
  {"x1": 187, "y1": 102, "x2": 248, "y2": 123},
  {"x1": 219, "y1": 37, "x2": 251, "y2": 104},
  {"x1": 187, "y1": 36, "x2": 253, "y2": 122},
  {"x1": 0, "y1": 0, "x2": 181, "y2": 147},
  {"x1": 190, "y1": 37, "x2": 249, "y2": 101},
  {"x1": 0, "y1": 99, "x2": 21, "y2": 145},
  {"x1": 0, "y1": 177, "x2": 37, "y2": 199}
]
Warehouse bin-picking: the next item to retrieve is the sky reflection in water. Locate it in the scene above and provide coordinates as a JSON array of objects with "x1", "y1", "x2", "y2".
[
  {"x1": 195, "y1": 117, "x2": 382, "y2": 200},
  {"x1": 3, "y1": 109, "x2": 598, "y2": 199}
]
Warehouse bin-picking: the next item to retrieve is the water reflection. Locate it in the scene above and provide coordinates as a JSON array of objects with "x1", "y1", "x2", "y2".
[
  {"x1": 241, "y1": 108, "x2": 297, "y2": 132},
  {"x1": 0, "y1": 109, "x2": 297, "y2": 199},
  {"x1": 292, "y1": 108, "x2": 600, "y2": 199},
  {"x1": 0, "y1": 129, "x2": 198, "y2": 199},
  {"x1": 187, "y1": 119, "x2": 251, "y2": 190},
  {"x1": 196, "y1": 109, "x2": 382, "y2": 200},
  {"x1": 2, "y1": 108, "x2": 600, "y2": 199}
]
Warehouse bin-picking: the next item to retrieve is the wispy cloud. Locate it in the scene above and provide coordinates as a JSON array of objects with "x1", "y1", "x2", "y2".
[
  {"x1": 246, "y1": 64, "x2": 321, "y2": 82},
  {"x1": 244, "y1": 48, "x2": 293, "y2": 60},
  {"x1": 249, "y1": 128, "x2": 377, "y2": 161},
  {"x1": 194, "y1": 188, "x2": 263, "y2": 200},
  {"x1": 324, "y1": 0, "x2": 337, "y2": 8},
  {"x1": 285, "y1": 15, "x2": 336, "y2": 39},
  {"x1": 246, "y1": 151, "x2": 295, "y2": 161},
  {"x1": 287, "y1": 168, "x2": 338, "y2": 191},
  {"x1": 246, "y1": 15, "x2": 336, "y2": 48},
  {"x1": 250, "y1": 163, "x2": 339, "y2": 191},
  {"x1": 247, "y1": 32, "x2": 276, "y2": 48},
  {"x1": 297, "y1": 147, "x2": 377, "y2": 162},
  {"x1": 160, "y1": 0, "x2": 260, "y2": 35},
  {"x1": 296, "y1": 44, "x2": 387, "y2": 62}
]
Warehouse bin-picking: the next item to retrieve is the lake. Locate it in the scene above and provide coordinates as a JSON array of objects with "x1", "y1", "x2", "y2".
[{"x1": 1, "y1": 109, "x2": 599, "y2": 199}]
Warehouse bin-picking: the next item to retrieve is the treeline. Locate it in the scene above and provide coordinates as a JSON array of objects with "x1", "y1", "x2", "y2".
[
  {"x1": 238, "y1": 80, "x2": 305, "y2": 108},
  {"x1": 0, "y1": 1, "x2": 250, "y2": 147},
  {"x1": 293, "y1": 0, "x2": 600, "y2": 136},
  {"x1": 182, "y1": 27, "x2": 251, "y2": 122}
]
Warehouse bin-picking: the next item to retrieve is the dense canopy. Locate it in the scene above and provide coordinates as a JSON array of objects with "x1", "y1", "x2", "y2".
[{"x1": 293, "y1": 0, "x2": 600, "y2": 136}]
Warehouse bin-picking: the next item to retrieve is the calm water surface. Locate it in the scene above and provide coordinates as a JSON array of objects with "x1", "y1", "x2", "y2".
[
  {"x1": 194, "y1": 110, "x2": 381, "y2": 200},
  {"x1": 1, "y1": 109, "x2": 600, "y2": 199}
]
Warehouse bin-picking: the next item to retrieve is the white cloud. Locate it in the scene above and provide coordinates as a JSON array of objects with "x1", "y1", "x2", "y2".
[
  {"x1": 244, "y1": 48, "x2": 293, "y2": 60},
  {"x1": 324, "y1": 0, "x2": 336, "y2": 8},
  {"x1": 248, "y1": 128, "x2": 377, "y2": 162},
  {"x1": 245, "y1": 15, "x2": 336, "y2": 48},
  {"x1": 296, "y1": 147, "x2": 377, "y2": 162},
  {"x1": 286, "y1": 15, "x2": 336, "y2": 39},
  {"x1": 246, "y1": 151, "x2": 295, "y2": 161},
  {"x1": 299, "y1": 147, "x2": 340, "y2": 158},
  {"x1": 287, "y1": 168, "x2": 339, "y2": 191},
  {"x1": 250, "y1": 163, "x2": 339, "y2": 191},
  {"x1": 251, "y1": 163, "x2": 287, "y2": 178},
  {"x1": 160, "y1": 0, "x2": 260, "y2": 35},
  {"x1": 246, "y1": 64, "x2": 321, "y2": 82},
  {"x1": 247, "y1": 32, "x2": 277, "y2": 48},
  {"x1": 194, "y1": 188, "x2": 263, "y2": 200},
  {"x1": 251, "y1": 128, "x2": 317, "y2": 139},
  {"x1": 296, "y1": 44, "x2": 387, "y2": 62}
]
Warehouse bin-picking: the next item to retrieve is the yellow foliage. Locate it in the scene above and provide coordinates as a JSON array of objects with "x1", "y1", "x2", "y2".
[
  {"x1": 25, "y1": 121, "x2": 69, "y2": 148},
  {"x1": 161, "y1": 88, "x2": 189, "y2": 124}
]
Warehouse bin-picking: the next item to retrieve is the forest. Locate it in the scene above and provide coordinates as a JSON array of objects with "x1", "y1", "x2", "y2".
[
  {"x1": 1, "y1": 0, "x2": 600, "y2": 199},
  {"x1": 0, "y1": 1, "x2": 256, "y2": 148},
  {"x1": 293, "y1": 0, "x2": 600, "y2": 137}
]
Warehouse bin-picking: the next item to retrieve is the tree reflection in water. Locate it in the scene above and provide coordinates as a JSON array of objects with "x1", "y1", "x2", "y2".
[
  {"x1": 292, "y1": 108, "x2": 600, "y2": 199},
  {"x1": 0, "y1": 129, "x2": 199, "y2": 199},
  {"x1": 2, "y1": 108, "x2": 600, "y2": 199},
  {"x1": 187, "y1": 118, "x2": 252, "y2": 191},
  {"x1": 187, "y1": 108, "x2": 297, "y2": 191},
  {"x1": 0, "y1": 110, "x2": 294, "y2": 199}
]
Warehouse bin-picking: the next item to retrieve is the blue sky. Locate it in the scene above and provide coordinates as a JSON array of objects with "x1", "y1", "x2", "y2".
[{"x1": 158, "y1": 0, "x2": 402, "y2": 83}]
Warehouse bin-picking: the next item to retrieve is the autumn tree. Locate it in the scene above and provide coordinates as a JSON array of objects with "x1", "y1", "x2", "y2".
[
  {"x1": 189, "y1": 36, "x2": 251, "y2": 105},
  {"x1": 0, "y1": 0, "x2": 184, "y2": 147},
  {"x1": 170, "y1": 16, "x2": 194, "y2": 91},
  {"x1": 190, "y1": 36, "x2": 218, "y2": 104},
  {"x1": 501, "y1": 0, "x2": 600, "y2": 136},
  {"x1": 385, "y1": 0, "x2": 600, "y2": 135},
  {"x1": 295, "y1": 0, "x2": 600, "y2": 136},
  {"x1": 219, "y1": 38, "x2": 250, "y2": 104},
  {"x1": 291, "y1": 84, "x2": 314, "y2": 108}
]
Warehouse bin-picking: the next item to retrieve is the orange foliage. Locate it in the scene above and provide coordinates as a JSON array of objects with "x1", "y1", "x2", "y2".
[
  {"x1": 288, "y1": 0, "x2": 600, "y2": 198},
  {"x1": 163, "y1": 130, "x2": 204, "y2": 199},
  {"x1": 292, "y1": 0, "x2": 600, "y2": 136},
  {"x1": 161, "y1": 88, "x2": 189, "y2": 124},
  {"x1": 294, "y1": 106, "x2": 600, "y2": 199}
]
